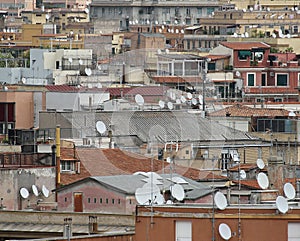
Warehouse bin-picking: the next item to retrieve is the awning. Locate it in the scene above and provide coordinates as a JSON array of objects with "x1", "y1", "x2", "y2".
[{"x1": 238, "y1": 50, "x2": 251, "y2": 57}]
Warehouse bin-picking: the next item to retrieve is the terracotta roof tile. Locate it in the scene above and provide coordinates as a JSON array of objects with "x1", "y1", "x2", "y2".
[
  {"x1": 206, "y1": 54, "x2": 231, "y2": 60},
  {"x1": 220, "y1": 41, "x2": 270, "y2": 50},
  {"x1": 152, "y1": 76, "x2": 201, "y2": 84},
  {"x1": 208, "y1": 104, "x2": 290, "y2": 117},
  {"x1": 60, "y1": 148, "x2": 226, "y2": 185},
  {"x1": 232, "y1": 179, "x2": 262, "y2": 189}
]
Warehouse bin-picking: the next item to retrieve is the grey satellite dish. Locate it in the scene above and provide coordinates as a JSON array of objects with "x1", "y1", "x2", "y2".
[
  {"x1": 214, "y1": 191, "x2": 228, "y2": 210},
  {"x1": 219, "y1": 223, "x2": 232, "y2": 240},
  {"x1": 32, "y1": 184, "x2": 39, "y2": 197},
  {"x1": 256, "y1": 158, "x2": 265, "y2": 169},
  {"x1": 158, "y1": 100, "x2": 165, "y2": 108},
  {"x1": 135, "y1": 94, "x2": 144, "y2": 105},
  {"x1": 85, "y1": 68, "x2": 92, "y2": 76},
  {"x1": 180, "y1": 96, "x2": 186, "y2": 103},
  {"x1": 284, "y1": 183, "x2": 296, "y2": 200},
  {"x1": 20, "y1": 187, "x2": 29, "y2": 199},
  {"x1": 170, "y1": 184, "x2": 185, "y2": 201},
  {"x1": 276, "y1": 196, "x2": 289, "y2": 214},
  {"x1": 240, "y1": 170, "x2": 246, "y2": 179},
  {"x1": 187, "y1": 92, "x2": 193, "y2": 99},
  {"x1": 257, "y1": 172, "x2": 269, "y2": 190},
  {"x1": 68, "y1": 57, "x2": 73, "y2": 63},
  {"x1": 42, "y1": 185, "x2": 49, "y2": 198},
  {"x1": 96, "y1": 121, "x2": 106, "y2": 134},
  {"x1": 167, "y1": 102, "x2": 174, "y2": 110},
  {"x1": 79, "y1": 59, "x2": 83, "y2": 65}
]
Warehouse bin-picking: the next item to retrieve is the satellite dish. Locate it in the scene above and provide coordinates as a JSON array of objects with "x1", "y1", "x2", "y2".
[
  {"x1": 129, "y1": 20, "x2": 132, "y2": 25},
  {"x1": 158, "y1": 100, "x2": 165, "y2": 108},
  {"x1": 159, "y1": 28, "x2": 162, "y2": 33},
  {"x1": 96, "y1": 121, "x2": 106, "y2": 134},
  {"x1": 84, "y1": 8, "x2": 89, "y2": 14},
  {"x1": 198, "y1": 95, "x2": 203, "y2": 104},
  {"x1": 180, "y1": 29, "x2": 184, "y2": 34},
  {"x1": 135, "y1": 183, "x2": 160, "y2": 205},
  {"x1": 272, "y1": 33, "x2": 277, "y2": 38},
  {"x1": 135, "y1": 94, "x2": 144, "y2": 105},
  {"x1": 146, "y1": 19, "x2": 150, "y2": 24},
  {"x1": 284, "y1": 183, "x2": 296, "y2": 200},
  {"x1": 155, "y1": 20, "x2": 158, "y2": 25},
  {"x1": 245, "y1": 32, "x2": 249, "y2": 38},
  {"x1": 242, "y1": 8, "x2": 246, "y2": 12},
  {"x1": 267, "y1": 7, "x2": 270, "y2": 11},
  {"x1": 233, "y1": 32, "x2": 238, "y2": 38},
  {"x1": 162, "y1": 25, "x2": 165, "y2": 29},
  {"x1": 240, "y1": 170, "x2": 246, "y2": 179},
  {"x1": 135, "y1": 19, "x2": 138, "y2": 24},
  {"x1": 257, "y1": 172, "x2": 269, "y2": 189},
  {"x1": 166, "y1": 199, "x2": 173, "y2": 204},
  {"x1": 174, "y1": 20, "x2": 178, "y2": 24},
  {"x1": 20, "y1": 188, "x2": 29, "y2": 199},
  {"x1": 214, "y1": 191, "x2": 228, "y2": 210},
  {"x1": 175, "y1": 29, "x2": 179, "y2": 33},
  {"x1": 155, "y1": 193, "x2": 165, "y2": 205},
  {"x1": 235, "y1": 71, "x2": 241, "y2": 77},
  {"x1": 219, "y1": 223, "x2": 232, "y2": 240},
  {"x1": 68, "y1": 57, "x2": 73, "y2": 63},
  {"x1": 135, "y1": 187, "x2": 151, "y2": 205},
  {"x1": 79, "y1": 59, "x2": 83, "y2": 65},
  {"x1": 187, "y1": 92, "x2": 193, "y2": 99},
  {"x1": 167, "y1": 102, "x2": 173, "y2": 110},
  {"x1": 45, "y1": 14, "x2": 50, "y2": 20},
  {"x1": 165, "y1": 49, "x2": 170, "y2": 54},
  {"x1": 32, "y1": 185, "x2": 39, "y2": 197},
  {"x1": 21, "y1": 77, "x2": 26, "y2": 84},
  {"x1": 249, "y1": 7, "x2": 253, "y2": 11},
  {"x1": 276, "y1": 196, "x2": 289, "y2": 214},
  {"x1": 170, "y1": 184, "x2": 185, "y2": 201},
  {"x1": 42, "y1": 185, "x2": 49, "y2": 198},
  {"x1": 288, "y1": 111, "x2": 296, "y2": 117},
  {"x1": 256, "y1": 158, "x2": 265, "y2": 169},
  {"x1": 191, "y1": 98, "x2": 197, "y2": 105},
  {"x1": 85, "y1": 68, "x2": 92, "y2": 76},
  {"x1": 180, "y1": 96, "x2": 186, "y2": 103}
]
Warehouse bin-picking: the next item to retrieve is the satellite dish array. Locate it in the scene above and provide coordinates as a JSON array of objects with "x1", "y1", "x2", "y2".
[
  {"x1": 19, "y1": 184, "x2": 50, "y2": 199},
  {"x1": 276, "y1": 182, "x2": 296, "y2": 214},
  {"x1": 134, "y1": 172, "x2": 186, "y2": 205},
  {"x1": 158, "y1": 93, "x2": 203, "y2": 110}
]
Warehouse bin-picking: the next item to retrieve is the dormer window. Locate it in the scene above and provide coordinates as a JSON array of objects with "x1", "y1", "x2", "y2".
[{"x1": 238, "y1": 50, "x2": 251, "y2": 60}]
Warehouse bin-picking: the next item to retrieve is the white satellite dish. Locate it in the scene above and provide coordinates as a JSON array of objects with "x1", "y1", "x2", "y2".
[
  {"x1": 21, "y1": 77, "x2": 26, "y2": 84},
  {"x1": 219, "y1": 223, "x2": 232, "y2": 240},
  {"x1": 158, "y1": 100, "x2": 165, "y2": 108},
  {"x1": 162, "y1": 25, "x2": 165, "y2": 29},
  {"x1": 32, "y1": 184, "x2": 39, "y2": 197},
  {"x1": 166, "y1": 199, "x2": 173, "y2": 204},
  {"x1": 257, "y1": 172, "x2": 269, "y2": 189},
  {"x1": 155, "y1": 193, "x2": 165, "y2": 205},
  {"x1": 256, "y1": 158, "x2": 265, "y2": 169},
  {"x1": 135, "y1": 183, "x2": 160, "y2": 205},
  {"x1": 181, "y1": 96, "x2": 186, "y2": 103},
  {"x1": 135, "y1": 94, "x2": 144, "y2": 105},
  {"x1": 288, "y1": 111, "x2": 296, "y2": 117},
  {"x1": 20, "y1": 187, "x2": 29, "y2": 199},
  {"x1": 214, "y1": 191, "x2": 228, "y2": 210},
  {"x1": 157, "y1": 49, "x2": 162, "y2": 54},
  {"x1": 42, "y1": 185, "x2": 49, "y2": 198},
  {"x1": 175, "y1": 29, "x2": 179, "y2": 33},
  {"x1": 233, "y1": 32, "x2": 238, "y2": 38},
  {"x1": 135, "y1": 187, "x2": 151, "y2": 205},
  {"x1": 187, "y1": 93, "x2": 192, "y2": 99},
  {"x1": 170, "y1": 184, "x2": 185, "y2": 201},
  {"x1": 235, "y1": 71, "x2": 241, "y2": 77},
  {"x1": 155, "y1": 20, "x2": 158, "y2": 25},
  {"x1": 245, "y1": 32, "x2": 249, "y2": 38},
  {"x1": 84, "y1": 8, "x2": 89, "y2": 14},
  {"x1": 198, "y1": 94, "x2": 203, "y2": 104},
  {"x1": 165, "y1": 49, "x2": 170, "y2": 54},
  {"x1": 284, "y1": 183, "x2": 296, "y2": 200},
  {"x1": 240, "y1": 170, "x2": 246, "y2": 179},
  {"x1": 159, "y1": 28, "x2": 162, "y2": 33},
  {"x1": 79, "y1": 59, "x2": 83, "y2": 65},
  {"x1": 68, "y1": 57, "x2": 73, "y2": 63},
  {"x1": 272, "y1": 33, "x2": 277, "y2": 38},
  {"x1": 129, "y1": 20, "x2": 132, "y2": 25},
  {"x1": 180, "y1": 29, "x2": 184, "y2": 34},
  {"x1": 85, "y1": 68, "x2": 92, "y2": 76},
  {"x1": 242, "y1": 8, "x2": 246, "y2": 12},
  {"x1": 96, "y1": 121, "x2": 106, "y2": 134},
  {"x1": 276, "y1": 196, "x2": 289, "y2": 214},
  {"x1": 45, "y1": 14, "x2": 50, "y2": 20},
  {"x1": 191, "y1": 98, "x2": 197, "y2": 105},
  {"x1": 167, "y1": 102, "x2": 173, "y2": 110},
  {"x1": 146, "y1": 19, "x2": 150, "y2": 24}
]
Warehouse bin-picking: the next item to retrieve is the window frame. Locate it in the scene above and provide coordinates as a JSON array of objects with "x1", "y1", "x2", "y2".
[{"x1": 247, "y1": 73, "x2": 256, "y2": 87}]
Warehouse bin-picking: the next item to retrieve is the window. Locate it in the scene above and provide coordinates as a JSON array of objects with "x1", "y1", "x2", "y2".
[
  {"x1": 238, "y1": 50, "x2": 251, "y2": 60},
  {"x1": 64, "y1": 197, "x2": 67, "y2": 202},
  {"x1": 61, "y1": 161, "x2": 75, "y2": 172},
  {"x1": 247, "y1": 73, "x2": 255, "y2": 86},
  {"x1": 106, "y1": 198, "x2": 108, "y2": 204},
  {"x1": 118, "y1": 199, "x2": 121, "y2": 204},
  {"x1": 288, "y1": 222, "x2": 300, "y2": 240},
  {"x1": 100, "y1": 198, "x2": 102, "y2": 203},
  {"x1": 94, "y1": 198, "x2": 97, "y2": 203},
  {"x1": 276, "y1": 73, "x2": 288, "y2": 86},
  {"x1": 112, "y1": 199, "x2": 115, "y2": 204},
  {"x1": 186, "y1": 150, "x2": 189, "y2": 155},
  {"x1": 176, "y1": 221, "x2": 192, "y2": 241},
  {"x1": 88, "y1": 198, "x2": 91, "y2": 203},
  {"x1": 261, "y1": 73, "x2": 267, "y2": 86}
]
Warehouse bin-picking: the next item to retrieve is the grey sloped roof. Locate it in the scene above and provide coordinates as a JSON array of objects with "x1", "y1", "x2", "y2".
[
  {"x1": 90, "y1": 173, "x2": 212, "y2": 199},
  {"x1": 66, "y1": 110, "x2": 258, "y2": 143}
]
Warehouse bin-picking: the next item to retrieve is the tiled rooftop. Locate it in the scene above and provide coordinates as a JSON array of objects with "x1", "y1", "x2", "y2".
[{"x1": 220, "y1": 41, "x2": 270, "y2": 50}]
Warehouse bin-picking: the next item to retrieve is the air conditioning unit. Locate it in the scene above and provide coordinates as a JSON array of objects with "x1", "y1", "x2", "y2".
[{"x1": 270, "y1": 72, "x2": 275, "y2": 76}]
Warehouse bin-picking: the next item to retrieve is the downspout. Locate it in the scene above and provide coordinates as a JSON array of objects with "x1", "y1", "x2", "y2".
[{"x1": 56, "y1": 125, "x2": 61, "y2": 200}]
